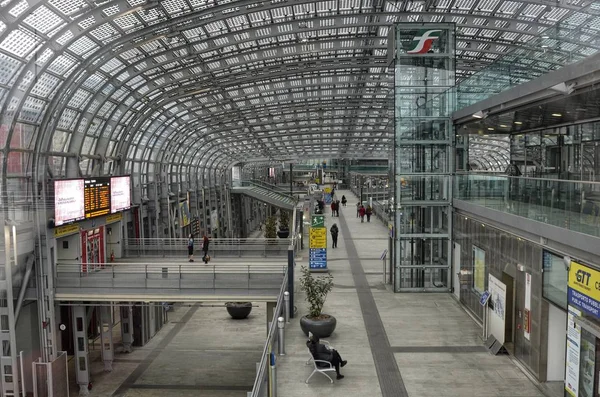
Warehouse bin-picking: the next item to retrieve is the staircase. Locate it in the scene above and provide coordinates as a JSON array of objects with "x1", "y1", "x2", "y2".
[{"x1": 232, "y1": 180, "x2": 297, "y2": 210}]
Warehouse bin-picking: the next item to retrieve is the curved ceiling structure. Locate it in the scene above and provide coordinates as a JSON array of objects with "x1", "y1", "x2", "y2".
[{"x1": 1, "y1": 0, "x2": 599, "y2": 190}]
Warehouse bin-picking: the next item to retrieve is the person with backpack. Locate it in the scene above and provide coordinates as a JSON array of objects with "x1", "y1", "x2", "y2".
[
  {"x1": 366, "y1": 206, "x2": 373, "y2": 222},
  {"x1": 330, "y1": 223, "x2": 339, "y2": 248},
  {"x1": 202, "y1": 234, "x2": 210, "y2": 263},
  {"x1": 187, "y1": 234, "x2": 194, "y2": 262},
  {"x1": 341, "y1": 195, "x2": 347, "y2": 207}
]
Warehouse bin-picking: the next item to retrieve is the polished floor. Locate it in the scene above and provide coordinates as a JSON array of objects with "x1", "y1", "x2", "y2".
[
  {"x1": 276, "y1": 191, "x2": 551, "y2": 397},
  {"x1": 77, "y1": 190, "x2": 556, "y2": 397}
]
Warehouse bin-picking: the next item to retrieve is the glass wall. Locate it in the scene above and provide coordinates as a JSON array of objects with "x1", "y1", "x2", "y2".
[
  {"x1": 393, "y1": 23, "x2": 455, "y2": 291},
  {"x1": 542, "y1": 250, "x2": 568, "y2": 310}
]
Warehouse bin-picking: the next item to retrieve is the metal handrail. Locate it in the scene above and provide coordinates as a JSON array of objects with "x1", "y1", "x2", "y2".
[
  {"x1": 249, "y1": 266, "x2": 288, "y2": 397},
  {"x1": 457, "y1": 173, "x2": 600, "y2": 186}
]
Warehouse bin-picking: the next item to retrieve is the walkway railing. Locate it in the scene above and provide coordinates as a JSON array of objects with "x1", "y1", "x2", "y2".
[
  {"x1": 124, "y1": 238, "x2": 291, "y2": 258},
  {"x1": 455, "y1": 174, "x2": 600, "y2": 238},
  {"x1": 249, "y1": 266, "x2": 289, "y2": 397},
  {"x1": 55, "y1": 262, "x2": 286, "y2": 292}
]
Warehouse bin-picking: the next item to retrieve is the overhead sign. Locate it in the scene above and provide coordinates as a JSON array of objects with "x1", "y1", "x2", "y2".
[
  {"x1": 406, "y1": 29, "x2": 442, "y2": 54},
  {"x1": 106, "y1": 213, "x2": 122, "y2": 224},
  {"x1": 54, "y1": 224, "x2": 80, "y2": 238},
  {"x1": 568, "y1": 260, "x2": 600, "y2": 318}
]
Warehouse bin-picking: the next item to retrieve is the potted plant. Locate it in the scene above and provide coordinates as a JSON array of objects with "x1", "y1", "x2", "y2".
[
  {"x1": 264, "y1": 216, "x2": 277, "y2": 239},
  {"x1": 299, "y1": 266, "x2": 336, "y2": 338},
  {"x1": 277, "y1": 210, "x2": 290, "y2": 238},
  {"x1": 225, "y1": 302, "x2": 252, "y2": 319}
]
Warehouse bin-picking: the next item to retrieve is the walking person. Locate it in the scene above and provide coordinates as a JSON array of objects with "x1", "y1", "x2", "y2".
[
  {"x1": 202, "y1": 234, "x2": 210, "y2": 263},
  {"x1": 366, "y1": 205, "x2": 372, "y2": 222},
  {"x1": 341, "y1": 195, "x2": 347, "y2": 207},
  {"x1": 187, "y1": 234, "x2": 194, "y2": 262},
  {"x1": 330, "y1": 201, "x2": 336, "y2": 217},
  {"x1": 335, "y1": 200, "x2": 341, "y2": 216},
  {"x1": 356, "y1": 202, "x2": 360, "y2": 218},
  {"x1": 359, "y1": 205, "x2": 366, "y2": 223},
  {"x1": 330, "y1": 223, "x2": 339, "y2": 248}
]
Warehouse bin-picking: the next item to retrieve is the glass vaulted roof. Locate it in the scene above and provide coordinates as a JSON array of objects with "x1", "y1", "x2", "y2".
[{"x1": 0, "y1": 0, "x2": 599, "y2": 179}]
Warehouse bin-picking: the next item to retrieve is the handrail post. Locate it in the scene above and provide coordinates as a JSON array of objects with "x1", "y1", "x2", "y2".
[
  {"x1": 283, "y1": 292, "x2": 290, "y2": 323},
  {"x1": 179, "y1": 265, "x2": 182, "y2": 289},
  {"x1": 248, "y1": 265, "x2": 251, "y2": 290},
  {"x1": 277, "y1": 317, "x2": 285, "y2": 355}
]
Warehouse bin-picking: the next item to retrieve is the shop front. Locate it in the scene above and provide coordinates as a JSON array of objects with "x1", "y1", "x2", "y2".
[{"x1": 566, "y1": 260, "x2": 600, "y2": 397}]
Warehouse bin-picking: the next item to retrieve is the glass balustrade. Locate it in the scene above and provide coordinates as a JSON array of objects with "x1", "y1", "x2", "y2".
[{"x1": 454, "y1": 174, "x2": 600, "y2": 237}]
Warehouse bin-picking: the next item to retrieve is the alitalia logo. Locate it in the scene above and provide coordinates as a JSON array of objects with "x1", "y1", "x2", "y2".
[{"x1": 406, "y1": 29, "x2": 443, "y2": 54}]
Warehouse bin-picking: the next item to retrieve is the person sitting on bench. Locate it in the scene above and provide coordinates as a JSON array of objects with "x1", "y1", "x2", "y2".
[{"x1": 306, "y1": 332, "x2": 347, "y2": 380}]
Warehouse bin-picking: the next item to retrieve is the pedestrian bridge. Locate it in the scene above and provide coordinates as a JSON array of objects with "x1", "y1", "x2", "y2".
[{"x1": 54, "y1": 261, "x2": 287, "y2": 302}]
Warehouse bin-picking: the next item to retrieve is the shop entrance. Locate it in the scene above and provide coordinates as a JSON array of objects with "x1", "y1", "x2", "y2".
[{"x1": 81, "y1": 226, "x2": 105, "y2": 272}]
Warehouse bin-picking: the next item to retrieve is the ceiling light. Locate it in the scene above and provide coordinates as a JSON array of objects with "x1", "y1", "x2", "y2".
[
  {"x1": 500, "y1": 124, "x2": 508, "y2": 128},
  {"x1": 487, "y1": 127, "x2": 494, "y2": 131},
  {"x1": 552, "y1": 113, "x2": 562, "y2": 117},
  {"x1": 514, "y1": 121, "x2": 523, "y2": 125},
  {"x1": 542, "y1": 35, "x2": 550, "y2": 39},
  {"x1": 472, "y1": 110, "x2": 487, "y2": 119}
]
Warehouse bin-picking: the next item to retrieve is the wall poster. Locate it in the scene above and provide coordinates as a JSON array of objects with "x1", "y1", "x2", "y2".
[
  {"x1": 473, "y1": 245, "x2": 486, "y2": 293},
  {"x1": 488, "y1": 274, "x2": 507, "y2": 344},
  {"x1": 565, "y1": 305, "x2": 581, "y2": 396}
]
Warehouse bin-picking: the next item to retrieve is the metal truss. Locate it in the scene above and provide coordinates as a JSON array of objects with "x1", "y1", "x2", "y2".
[{"x1": 0, "y1": 0, "x2": 598, "y2": 195}]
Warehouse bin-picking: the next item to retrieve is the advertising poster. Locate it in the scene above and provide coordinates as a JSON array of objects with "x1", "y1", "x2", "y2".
[
  {"x1": 473, "y1": 246, "x2": 485, "y2": 293},
  {"x1": 110, "y1": 176, "x2": 131, "y2": 213},
  {"x1": 210, "y1": 210, "x2": 219, "y2": 235},
  {"x1": 179, "y1": 201, "x2": 191, "y2": 227},
  {"x1": 54, "y1": 179, "x2": 85, "y2": 226},
  {"x1": 565, "y1": 306, "x2": 581, "y2": 396},
  {"x1": 488, "y1": 274, "x2": 507, "y2": 344},
  {"x1": 524, "y1": 272, "x2": 531, "y2": 340}
]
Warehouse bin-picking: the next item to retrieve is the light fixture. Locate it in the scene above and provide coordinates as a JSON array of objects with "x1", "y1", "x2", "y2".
[
  {"x1": 472, "y1": 110, "x2": 488, "y2": 119},
  {"x1": 500, "y1": 124, "x2": 508, "y2": 128},
  {"x1": 514, "y1": 121, "x2": 523, "y2": 125},
  {"x1": 552, "y1": 113, "x2": 562, "y2": 117},
  {"x1": 487, "y1": 127, "x2": 494, "y2": 131},
  {"x1": 542, "y1": 35, "x2": 550, "y2": 39}
]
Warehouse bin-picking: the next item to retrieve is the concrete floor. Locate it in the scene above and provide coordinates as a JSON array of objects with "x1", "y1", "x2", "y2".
[
  {"x1": 276, "y1": 190, "x2": 551, "y2": 397},
  {"x1": 72, "y1": 302, "x2": 265, "y2": 397},
  {"x1": 76, "y1": 194, "x2": 558, "y2": 397}
]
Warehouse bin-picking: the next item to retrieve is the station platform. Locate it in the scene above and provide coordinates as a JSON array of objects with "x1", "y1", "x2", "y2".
[
  {"x1": 276, "y1": 191, "x2": 554, "y2": 397},
  {"x1": 83, "y1": 191, "x2": 557, "y2": 397}
]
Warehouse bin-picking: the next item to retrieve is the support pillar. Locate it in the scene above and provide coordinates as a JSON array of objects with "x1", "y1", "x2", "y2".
[
  {"x1": 1, "y1": 225, "x2": 19, "y2": 396},
  {"x1": 120, "y1": 304, "x2": 134, "y2": 353},
  {"x1": 72, "y1": 305, "x2": 90, "y2": 396},
  {"x1": 99, "y1": 305, "x2": 114, "y2": 372}
]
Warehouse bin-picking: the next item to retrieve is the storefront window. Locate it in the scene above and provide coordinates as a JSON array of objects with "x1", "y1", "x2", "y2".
[{"x1": 542, "y1": 250, "x2": 567, "y2": 309}]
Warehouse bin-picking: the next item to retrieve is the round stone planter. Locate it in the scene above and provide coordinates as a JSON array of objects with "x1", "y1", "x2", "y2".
[
  {"x1": 226, "y1": 302, "x2": 253, "y2": 319},
  {"x1": 299, "y1": 314, "x2": 337, "y2": 338},
  {"x1": 277, "y1": 229, "x2": 290, "y2": 239}
]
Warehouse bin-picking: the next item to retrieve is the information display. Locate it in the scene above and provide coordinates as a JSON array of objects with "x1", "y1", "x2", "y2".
[
  {"x1": 84, "y1": 177, "x2": 111, "y2": 219},
  {"x1": 54, "y1": 179, "x2": 85, "y2": 226},
  {"x1": 110, "y1": 176, "x2": 131, "y2": 213}
]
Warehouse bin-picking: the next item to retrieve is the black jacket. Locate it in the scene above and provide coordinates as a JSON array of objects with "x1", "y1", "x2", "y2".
[
  {"x1": 330, "y1": 225, "x2": 339, "y2": 236},
  {"x1": 307, "y1": 340, "x2": 333, "y2": 362}
]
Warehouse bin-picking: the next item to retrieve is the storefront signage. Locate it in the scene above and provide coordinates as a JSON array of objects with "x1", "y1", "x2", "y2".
[
  {"x1": 106, "y1": 213, "x2": 122, "y2": 224},
  {"x1": 54, "y1": 224, "x2": 80, "y2": 238},
  {"x1": 565, "y1": 306, "x2": 582, "y2": 396},
  {"x1": 568, "y1": 260, "x2": 600, "y2": 318}
]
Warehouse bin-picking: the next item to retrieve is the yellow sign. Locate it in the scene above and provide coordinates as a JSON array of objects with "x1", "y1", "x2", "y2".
[
  {"x1": 324, "y1": 187, "x2": 331, "y2": 193},
  {"x1": 106, "y1": 212, "x2": 122, "y2": 224},
  {"x1": 569, "y1": 260, "x2": 600, "y2": 303},
  {"x1": 54, "y1": 224, "x2": 80, "y2": 238},
  {"x1": 309, "y1": 228, "x2": 327, "y2": 249},
  {"x1": 473, "y1": 246, "x2": 485, "y2": 293}
]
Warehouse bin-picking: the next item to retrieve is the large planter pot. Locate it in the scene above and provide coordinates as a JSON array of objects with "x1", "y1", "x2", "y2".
[
  {"x1": 277, "y1": 229, "x2": 290, "y2": 239},
  {"x1": 226, "y1": 302, "x2": 252, "y2": 319},
  {"x1": 300, "y1": 314, "x2": 337, "y2": 338}
]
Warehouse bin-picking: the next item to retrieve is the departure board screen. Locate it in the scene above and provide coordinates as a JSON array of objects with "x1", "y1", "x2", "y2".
[{"x1": 84, "y1": 177, "x2": 111, "y2": 219}]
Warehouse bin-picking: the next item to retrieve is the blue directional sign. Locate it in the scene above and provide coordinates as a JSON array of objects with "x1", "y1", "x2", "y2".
[
  {"x1": 309, "y1": 248, "x2": 328, "y2": 269},
  {"x1": 479, "y1": 291, "x2": 491, "y2": 306}
]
